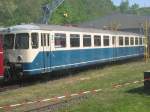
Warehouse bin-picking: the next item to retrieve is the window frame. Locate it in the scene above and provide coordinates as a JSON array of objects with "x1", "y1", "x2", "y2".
[
  {"x1": 94, "y1": 35, "x2": 101, "y2": 47},
  {"x1": 103, "y1": 35, "x2": 110, "y2": 47},
  {"x1": 70, "y1": 34, "x2": 80, "y2": 47},
  {"x1": 125, "y1": 37, "x2": 129, "y2": 46},
  {"x1": 130, "y1": 37, "x2": 134, "y2": 45},
  {"x1": 83, "y1": 35, "x2": 91, "y2": 47},
  {"x1": 135, "y1": 37, "x2": 139, "y2": 45},
  {"x1": 31, "y1": 33, "x2": 39, "y2": 49},
  {"x1": 54, "y1": 33, "x2": 66, "y2": 48},
  {"x1": 119, "y1": 36, "x2": 124, "y2": 46}
]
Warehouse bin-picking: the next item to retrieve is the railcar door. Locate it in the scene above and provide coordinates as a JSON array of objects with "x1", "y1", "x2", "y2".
[
  {"x1": 41, "y1": 33, "x2": 51, "y2": 73},
  {"x1": 112, "y1": 36, "x2": 117, "y2": 61}
]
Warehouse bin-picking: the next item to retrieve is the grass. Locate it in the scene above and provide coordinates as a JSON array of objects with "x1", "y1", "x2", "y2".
[{"x1": 0, "y1": 59, "x2": 150, "y2": 112}]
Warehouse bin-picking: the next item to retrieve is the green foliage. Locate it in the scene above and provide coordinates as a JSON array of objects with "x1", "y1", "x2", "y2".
[
  {"x1": 0, "y1": 0, "x2": 115, "y2": 26},
  {"x1": 129, "y1": 3, "x2": 140, "y2": 15},
  {"x1": 0, "y1": 0, "x2": 150, "y2": 27},
  {"x1": 137, "y1": 7, "x2": 150, "y2": 16},
  {"x1": 51, "y1": 0, "x2": 115, "y2": 24},
  {"x1": 119, "y1": 0, "x2": 129, "y2": 13},
  {"x1": 119, "y1": 1, "x2": 150, "y2": 16},
  {"x1": 0, "y1": 0, "x2": 47, "y2": 26}
]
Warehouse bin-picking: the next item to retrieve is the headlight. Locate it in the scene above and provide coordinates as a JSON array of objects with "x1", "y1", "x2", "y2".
[{"x1": 17, "y1": 55, "x2": 22, "y2": 62}]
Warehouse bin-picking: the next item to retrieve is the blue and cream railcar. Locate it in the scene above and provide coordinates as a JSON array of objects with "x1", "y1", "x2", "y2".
[{"x1": 3, "y1": 24, "x2": 144, "y2": 77}]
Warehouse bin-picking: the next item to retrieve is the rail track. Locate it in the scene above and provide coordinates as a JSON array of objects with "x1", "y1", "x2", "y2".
[
  {"x1": 0, "y1": 84, "x2": 21, "y2": 92},
  {"x1": 0, "y1": 70, "x2": 76, "y2": 92},
  {"x1": 0, "y1": 76, "x2": 43, "y2": 92},
  {"x1": 25, "y1": 95, "x2": 89, "y2": 112}
]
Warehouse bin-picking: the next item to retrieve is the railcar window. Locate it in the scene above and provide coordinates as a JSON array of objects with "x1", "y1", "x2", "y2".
[
  {"x1": 83, "y1": 35, "x2": 91, "y2": 47},
  {"x1": 135, "y1": 37, "x2": 139, "y2": 45},
  {"x1": 55, "y1": 33, "x2": 66, "y2": 48},
  {"x1": 4, "y1": 34, "x2": 14, "y2": 49},
  {"x1": 31, "y1": 33, "x2": 39, "y2": 49},
  {"x1": 103, "y1": 36, "x2": 109, "y2": 46},
  {"x1": 130, "y1": 37, "x2": 134, "y2": 45},
  {"x1": 125, "y1": 37, "x2": 129, "y2": 45},
  {"x1": 15, "y1": 33, "x2": 29, "y2": 49},
  {"x1": 119, "y1": 37, "x2": 123, "y2": 46},
  {"x1": 112, "y1": 36, "x2": 116, "y2": 46},
  {"x1": 94, "y1": 35, "x2": 101, "y2": 46},
  {"x1": 47, "y1": 34, "x2": 50, "y2": 46},
  {"x1": 70, "y1": 34, "x2": 80, "y2": 47},
  {"x1": 41, "y1": 34, "x2": 46, "y2": 46},
  {"x1": 139, "y1": 38, "x2": 142, "y2": 45}
]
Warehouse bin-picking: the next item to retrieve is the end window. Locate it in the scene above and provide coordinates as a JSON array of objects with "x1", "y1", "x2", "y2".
[{"x1": 15, "y1": 33, "x2": 29, "y2": 49}]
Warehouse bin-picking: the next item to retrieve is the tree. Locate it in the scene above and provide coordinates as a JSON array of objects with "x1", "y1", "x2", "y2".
[
  {"x1": 0, "y1": 0, "x2": 116, "y2": 26},
  {"x1": 130, "y1": 3, "x2": 139, "y2": 14},
  {"x1": 120, "y1": 0, "x2": 129, "y2": 13}
]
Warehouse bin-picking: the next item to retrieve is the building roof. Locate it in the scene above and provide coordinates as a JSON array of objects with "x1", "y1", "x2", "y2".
[{"x1": 79, "y1": 13, "x2": 150, "y2": 30}]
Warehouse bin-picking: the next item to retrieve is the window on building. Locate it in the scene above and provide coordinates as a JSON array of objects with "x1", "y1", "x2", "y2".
[
  {"x1": 103, "y1": 36, "x2": 109, "y2": 46},
  {"x1": 130, "y1": 37, "x2": 134, "y2": 45},
  {"x1": 70, "y1": 34, "x2": 80, "y2": 47},
  {"x1": 94, "y1": 35, "x2": 101, "y2": 46},
  {"x1": 31, "y1": 33, "x2": 39, "y2": 49},
  {"x1": 125, "y1": 37, "x2": 129, "y2": 45},
  {"x1": 119, "y1": 37, "x2": 123, "y2": 46},
  {"x1": 83, "y1": 35, "x2": 91, "y2": 47},
  {"x1": 139, "y1": 38, "x2": 143, "y2": 45},
  {"x1": 55, "y1": 33, "x2": 66, "y2": 48},
  {"x1": 135, "y1": 37, "x2": 139, "y2": 45}
]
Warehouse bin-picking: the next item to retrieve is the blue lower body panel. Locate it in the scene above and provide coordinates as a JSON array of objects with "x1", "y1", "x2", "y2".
[{"x1": 23, "y1": 46, "x2": 144, "y2": 75}]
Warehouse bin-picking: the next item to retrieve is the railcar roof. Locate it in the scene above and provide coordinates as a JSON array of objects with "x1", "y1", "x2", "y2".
[{"x1": 6, "y1": 24, "x2": 141, "y2": 36}]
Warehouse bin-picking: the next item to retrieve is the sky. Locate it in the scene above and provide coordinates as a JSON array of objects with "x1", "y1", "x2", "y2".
[{"x1": 112, "y1": 0, "x2": 150, "y2": 7}]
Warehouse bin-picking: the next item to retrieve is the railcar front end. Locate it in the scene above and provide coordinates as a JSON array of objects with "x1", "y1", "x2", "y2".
[{"x1": 3, "y1": 29, "x2": 41, "y2": 79}]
